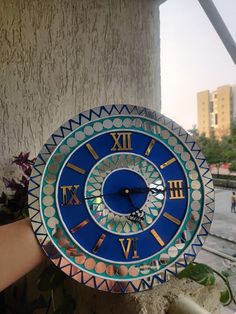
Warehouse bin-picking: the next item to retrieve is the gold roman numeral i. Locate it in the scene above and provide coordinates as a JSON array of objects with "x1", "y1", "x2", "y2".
[
  {"x1": 119, "y1": 238, "x2": 139, "y2": 259},
  {"x1": 168, "y1": 180, "x2": 185, "y2": 199},
  {"x1": 60, "y1": 185, "x2": 81, "y2": 206},
  {"x1": 110, "y1": 132, "x2": 133, "y2": 151}
]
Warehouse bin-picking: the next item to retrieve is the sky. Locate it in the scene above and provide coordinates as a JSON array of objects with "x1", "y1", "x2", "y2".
[{"x1": 160, "y1": 0, "x2": 236, "y2": 131}]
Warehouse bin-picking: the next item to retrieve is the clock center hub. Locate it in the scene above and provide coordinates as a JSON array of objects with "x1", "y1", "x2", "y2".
[{"x1": 102, "y1": 169, "x2": 148, "y2": 215}]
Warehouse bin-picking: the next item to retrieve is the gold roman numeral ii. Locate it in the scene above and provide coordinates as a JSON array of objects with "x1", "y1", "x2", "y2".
[
  {"x1": 168, "y1": 180, "x2": 185, "y2": 199},
  {"x1": 119, "y1": 238, "x2": 139, "y2": 259},
  {"x1": 110, "y1": 132, "x2": 133, "y2": 151},
  {"x1": 60, "y1": 185, "x2": 81, "y2": 205}
]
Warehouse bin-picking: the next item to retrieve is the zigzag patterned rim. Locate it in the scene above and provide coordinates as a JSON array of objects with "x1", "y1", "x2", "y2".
[{"x1": 28, "y1": 104, "x2": 214, "y2": 293}]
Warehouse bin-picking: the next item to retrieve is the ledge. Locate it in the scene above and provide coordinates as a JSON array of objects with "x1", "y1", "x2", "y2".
[{"x1": 68, "y1": 277, "x2": 221, "y2": 314}]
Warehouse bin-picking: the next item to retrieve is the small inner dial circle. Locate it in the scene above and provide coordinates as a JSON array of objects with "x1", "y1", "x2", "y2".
[{"x1": 85, "y1": 153, "x2": 166, "y2": 235}]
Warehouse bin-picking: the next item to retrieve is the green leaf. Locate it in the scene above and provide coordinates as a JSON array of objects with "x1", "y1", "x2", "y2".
[
  {"x1": 177, "y1": 263, "x2": 215, "y2": 286},
  {"x1": 220, "y1": 289, "x2": 231, "y2": 306},
  {"x1": 22, "y1": 205, "x2": 29, "y2": 217},
  {"x1": 221, "y1": 270, "x2": 231, "y2": 278}
]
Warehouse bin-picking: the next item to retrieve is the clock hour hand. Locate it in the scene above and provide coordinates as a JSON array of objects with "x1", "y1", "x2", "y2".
[
  {"x1": 83, "y1": 188, "x2": 134, "y2": 201},
  {"x1": 123, "y1": 190, "x2": 144, "y2": 230},
  {"x1": 128, "y1": 214, "x2": 144, "y2": 230}
]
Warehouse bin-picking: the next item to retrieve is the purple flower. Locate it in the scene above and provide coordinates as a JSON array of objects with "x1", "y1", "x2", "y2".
[
  {"x1": 3, "y1": 177, "x2": 23, "y2": 192},
  {"x1": 24, "y1": 167, "x2": 33, "y2": 177},
  {"x1": 0, "y1": 152, "x2": 36, "y2": 225},
  {"x1": 12, "y1": 152, "x2": 35, "y2": 171},
  {"x1": 20, "y1": 175, "x2": 29, "y2": 188},
  {"x1": 0, "y1": 192, "x2": 7, "y2": 204}
]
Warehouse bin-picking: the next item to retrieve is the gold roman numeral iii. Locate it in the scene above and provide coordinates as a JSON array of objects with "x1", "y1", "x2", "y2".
[
  {"x1": 168, "y1": 180, "x2": 185, "y2": 199},
  {"x1": 119, "y1": 238, "x2": 139, "y2": 259},
  {"x1": 60, "y1": 185, "x2": 81, "y2": 205},
  {"x1": 110, "y1": 132, "x2": 133, "y2": 151}
]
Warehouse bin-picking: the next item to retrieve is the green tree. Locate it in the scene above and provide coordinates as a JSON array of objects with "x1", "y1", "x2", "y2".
[
  {"x1": 191, "y1": 120, "x2": 236, "y2": 174},
  {"x1": 228, "y1": 120, "x2": 236, "y2": 171}
]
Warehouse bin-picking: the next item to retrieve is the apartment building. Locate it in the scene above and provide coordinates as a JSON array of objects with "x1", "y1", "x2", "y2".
[{"x1": 197, "y1": 84, "x2": 236, "y2": 139}]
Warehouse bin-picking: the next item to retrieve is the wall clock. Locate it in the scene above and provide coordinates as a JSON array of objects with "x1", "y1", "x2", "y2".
[{"x1": 29, "y1": 104, "x2": 214, "y2": 293}]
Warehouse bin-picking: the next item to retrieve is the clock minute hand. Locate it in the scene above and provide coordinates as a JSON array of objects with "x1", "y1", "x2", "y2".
[
  {"x1": 128, "y1": 187, "x2": 162, "y2": 194},
  {"x1": 150, "y1": 186, "x2": 191, "y2": 194},
  {"x1": 129, "y1": 186, "x2": 190, "y2": 194}
]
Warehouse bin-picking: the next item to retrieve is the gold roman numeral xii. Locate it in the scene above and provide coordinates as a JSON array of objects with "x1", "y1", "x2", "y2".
[
  {"x1": 110, "y1": 132, "x2": 133, "y2": 151},
  {"x1": 60, "y1": 185, "x2": 81, "y2": 205},
  {"x1": 168, "y1": 180, "x2": 185, "y2": 199},
  {"x1": 119, "y1": 238, "x2": 139, "y2": 259}
]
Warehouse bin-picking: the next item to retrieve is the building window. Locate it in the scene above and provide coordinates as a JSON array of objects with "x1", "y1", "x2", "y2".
[
  {"x1": 215, "y1": 114, "x2": 218, "y2": 125},
  {"x1": 210, "y1": 102, "x2": 213, "y2": 112}
]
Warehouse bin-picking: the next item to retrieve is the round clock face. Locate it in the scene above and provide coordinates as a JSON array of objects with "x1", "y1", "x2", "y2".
[{"x1": 29, "y1": 105, "x2": 214, "y2": 293}]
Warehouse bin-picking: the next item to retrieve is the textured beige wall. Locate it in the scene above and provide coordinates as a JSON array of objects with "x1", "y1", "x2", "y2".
[{"x1": 0, "y1": 0, "x2": 161, "y2": 181}]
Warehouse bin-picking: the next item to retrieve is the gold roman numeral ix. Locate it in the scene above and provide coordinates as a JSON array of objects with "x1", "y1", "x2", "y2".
[
  {"x1": 168, "y1": 180, "x2": 185, "y2": 199},
  {"x1": 60, "y1": 185, "x2": 80, "y2": 206},
  {"x1": 110, "y1": 132, "x2": 133, "y2": 151},
  {"x1": 119, "y1": 238, "x2": 139, "y2": 259}
]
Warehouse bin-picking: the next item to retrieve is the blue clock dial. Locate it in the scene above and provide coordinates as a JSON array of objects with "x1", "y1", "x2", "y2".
[
  {"x1": 57, "y1": 131, "x2": 189, "y2": 263},
  {"x1": 30, "y1": 105, "x2": 214, "y2": 293}
]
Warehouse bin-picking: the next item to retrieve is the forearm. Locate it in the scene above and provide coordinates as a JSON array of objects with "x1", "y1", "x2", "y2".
[{"x1": 0, "y1": 218, "x2": 46, "y2": 292}]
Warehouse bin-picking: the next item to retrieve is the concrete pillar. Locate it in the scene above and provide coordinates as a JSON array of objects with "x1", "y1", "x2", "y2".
[{"x1": 0, "y1": 0, "x2": 161, "y2": 184}]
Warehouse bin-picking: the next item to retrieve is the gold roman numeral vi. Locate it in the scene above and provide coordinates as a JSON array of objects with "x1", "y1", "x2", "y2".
[
  {"x1": 110, "y1": 132, "x2": 133, "y2": 151},
  {"x1": 119, "y1": 238, "x2": 139, "y2": 259},
  {"x1": 60, "y1": 185, "x2": 81, "y2": 205},
  {"x1": 168, "y1": 180, "x2": 185, "y2": 199}
]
